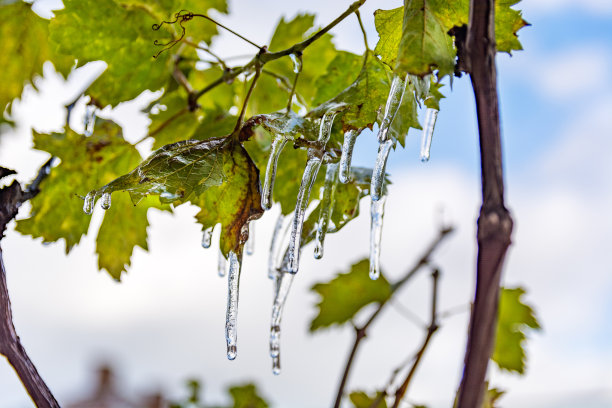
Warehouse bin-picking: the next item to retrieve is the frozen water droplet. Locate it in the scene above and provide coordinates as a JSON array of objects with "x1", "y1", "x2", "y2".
[
  {"x1": 339, "y1": 129, "x2": 359, "y2": 183},
  {"x1": 272, "y1": 356, "x2": 281, "y2": 375},
  {"x1": 201, "y1": 227, "x2": 213, "y2": 248},
  {"x1": 262, "y1": 136, "x2": 288, "y2": 210},
  {"x1": 225, "y1": 250, "x2": 242, "y2": 360},
  {"x1": 314, "y1": 163, "x2": 338, "y2": 260},
  {"x1": 287, "y1": 158, "x2": 322, "y2": 273},
  {"x1": 371, "y1": 138, "x2": 394, "y2": 202},
  {"x1": 270, "y1": 258, "x2": 294, "y2": 370},
  {"x1": 83, "y1": 105, "x2": 96, "y2": 137},
  {"x1": 268, "y1": 214, "x2": 285, "y2": 280},
  {"x1": 369, "y1": 196, "x2": 387, "y2": 280},
  {"x1": 218, "y1": 250, "x2": 227, "y2": 277},
  {"x1": 246, "y1": 223, "x2": 255, "y2": 255},
  {"x1": 420, "y1": 108, "x2": 438, "y2": 162},
  {"x1": 289, "y1": 52, "x2": 302, "y2": 74},
  {"x1": 83, "y1": 192, "x2": 95, "y2": 215},
  {"x1": 100, "y1": 192, "x2": 111, "y2": 210},
  {"x1": 378, "y1": 74, "x2": 407, "y2": 143}
]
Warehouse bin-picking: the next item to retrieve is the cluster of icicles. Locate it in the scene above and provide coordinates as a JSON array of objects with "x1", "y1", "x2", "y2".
[{"x1": 80, "y1": 69, "x2": 438, "y2": 375}]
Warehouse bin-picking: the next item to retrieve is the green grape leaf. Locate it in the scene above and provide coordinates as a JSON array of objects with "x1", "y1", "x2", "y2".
[
  {"x1": 148, "y1": 90, "x2": 199, "y2": 149},
  {"x1": 309, "y1": 52, "x2": 390, "y2": 131},
  {"x1": 423, "y1": 77, "x2": 445, "y2": 110},
  {"x1": 492, "y1": 287, "x2": 541, "y2": 374},
  {"x1": 349, "y1": 391, "x2": 387, "y2": 408},
  {"x1": 189, "y1": 65, "x2": 238, "y2": 111},
  {"x1": 16, "y1": 120, "x2": 143, "y2": 254},
  {"x1": 312, "y1": 51, "x2": 363, "y2": 107},
  {"x1": 495, "y1": 0, "x2": 529, "y2": 54},
  {"x1": 49, "y1": 0, "x2": 173, "y2": 106},
  {"x1": 482, "y1": 383, "x2": 505, "y2": 408},
  {"x1": 191, "y1": 108, "x2": 237, "y2": 140},
  {"x1": 373, "y1": 7, "x2": 403, "y2": 70},
  {"x1": 192, "y1": 142, "x2": 263, "y2": 256},
  {"x1": 0, "y1": 2, "x2": 73, "y2": 118},
  {"x1": 227, "y1": 383, "x2": 269, "y2": 408},
  {"x1": 310, "y1": 258, "x2": 392, "y2": 331}
]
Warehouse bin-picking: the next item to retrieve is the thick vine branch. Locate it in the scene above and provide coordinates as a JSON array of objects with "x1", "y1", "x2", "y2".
[
  {"x1": 0, "y1": 165, "x2": 59, "y2": 407},
  {"x1": 332, "y1": 226, "x2": 453, "y2": 408},
  {"x1": 455, "y1": 1, "x2": 514, "y2": 407}
]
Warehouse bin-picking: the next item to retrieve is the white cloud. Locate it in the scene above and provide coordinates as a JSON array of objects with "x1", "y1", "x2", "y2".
[{"x1": 525, "y1": 0, "x2": 612, "y2": 15}]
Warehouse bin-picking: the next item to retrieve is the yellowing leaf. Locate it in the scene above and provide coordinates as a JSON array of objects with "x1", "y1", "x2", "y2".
[
  {"x1": 310, "y1": 259, "x2": 392, "y2": 331},
  {"x1": 350, "y1": 391, "x2": 387, "y2": 408}
]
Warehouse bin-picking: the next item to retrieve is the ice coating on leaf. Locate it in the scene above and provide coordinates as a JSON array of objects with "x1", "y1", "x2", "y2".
[
  {"x1": 218, "y1": 249, "x2": 227, "y2": 277},
  {"x1": 268, "y1": 213, "x2": 285, "y2": 279},
  {"x1": 261, "y1": 136, "x2": 288, "y2": 210},
  {"x1": 83, "y1": 105, "x2": 96, "y2": 137},
  {"x1": 243, "y1": 111, "x2": 317, "y2": 141},
  {"x1": 371, "y1": 138, "x2": 394, "y2": 202},
  {"x1": 270, "y1": 256, "x2": 295, "y2": 371},
  {"x1": 287, "y1": 157, "x2": 322, "y2": 273},
  {"x1": 100, "y1": 192, "x2": 111, "y2": 210},
  {"x1": 420, "y1": 108, "x2": 438, "y2": 162},
  {"x1": 201, "y1": 227, "x2": 213, "y2": 249},
  {"x1": 317, "y1": 103, "x2": 347, "y2": 145},
  {"x1": 339, "y1": 129, "x2": 359, "y2": 184},
  {"x1": 83, "y1": 191, "x2": 95, "y2": 215},
  {"x1": 377, "y1": 74, "x2": 407, "y2": 143},
  {"x1": 246, "y1": 222, "x2": 255, "y2": 255},
  {"x1": 369, "y1": 196, "x2": 386, "y2": 280},
  {"x1": 314, "y1": 163, "x2": 338, "y2": 259},
  {"x1": 225, "y1": 250, "x2": 242, "y2": 360},
  {"x1": 413, "y1": 74, "x2": 431, "y2": 102},
  {"x1": 289, "y1": 52, "x2": 302, "y2": 74}
]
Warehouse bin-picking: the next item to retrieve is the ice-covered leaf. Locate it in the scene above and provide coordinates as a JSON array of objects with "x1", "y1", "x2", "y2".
[
  {"x1": 310, "y1": 258, "x2": 392, "y2": 331},
  {"x1": 492, "y1": 287, "x2": 541, "y2": 374},
  {"x1": 350, "y1": 391, "x2": 387, "y2": 408},
  {"x1": 227, "y1": 383, "x2": 269, "y2": 408}
]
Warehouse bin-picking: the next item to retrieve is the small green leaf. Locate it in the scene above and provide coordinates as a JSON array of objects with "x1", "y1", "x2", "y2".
[
  {"x1": 492, "y1": 287, "x2": 541, "y2": 374},
  {"x1": 495, "y1": 0, "x2": 529, "y2": 54},
  {"x1": 310, "y1": 258, "x2": 392, "y2": 331},
  {"x1": 482, "y1": 382, "x2": 505, "y2": 408},
  {"x1": 373, "y1": 7, "x2": 403, "y2": 70},
  {"x1": 227, "y1": 383, "x2": 269, "y2": 408},
  {"x1": 349, "y1": 391, "x2": 387, "y2": 408}
]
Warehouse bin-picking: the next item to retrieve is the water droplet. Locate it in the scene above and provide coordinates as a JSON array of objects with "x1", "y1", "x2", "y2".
[
  {"x1": 83, "y1": 192, "x2": 95, "y2": 215},
  {"x1": 272, "y1": 356, "x2": 281, "y2": 375},
  {"x1": 83, "y1": 105, "x2": 96, "y2": 137},
  {"x1": 225, "y1": 250, "x2": 242, "y2": 360},
  {"x1": 262, "y1": 136, "x2": 288, "y2": 210},
  {"x1": 371, "y1": 138, "x2": 394, "y2": 202},
  {"x1": 369, "y1": 196, "x2": 387, "y2": 280},
  {"x1": 218, "y1": 250, "x2": 227, "y2": 277},
  {"x1": 339, "y1": 129, "x2": 359, "y2": 183},
  {"x1": 268, "y1": 214, "x2": 285, "y2": 280},
  {"x1": 100, "y1": 192, "x2": 111, "y2": 210},
  {"x1": 287, "y1": 157, "x2": 322, "y2": 273},
  {"x1": 378, "y1": 74, "x2": 407, "y2": 143},
  {"x1": 246, "y1": 223, "x2": 255, "y2": 255},
  {"x1": 201, "y1": 227, "x2": 213, "y2": 249},
  {"x1": 314, "y1": 163, "x2": 338, "y2": 260},
  {"x1": 289, "y1": 52, "x2": 302, "y2": 74},
  {"x1": 420, "y1": 108, "x2": 438, "y2": 162}
]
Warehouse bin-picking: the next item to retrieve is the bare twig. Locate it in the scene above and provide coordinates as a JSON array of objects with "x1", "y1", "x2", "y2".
[
  {"x1": 233, "y1": 65, "x2": 261, "y2": 135},
  {"x1": 332, "y1": 226, "x2": 453, "y2": 408},
  {"x1": 355, "y1": 10, "x2": 369, "y2": 51}
]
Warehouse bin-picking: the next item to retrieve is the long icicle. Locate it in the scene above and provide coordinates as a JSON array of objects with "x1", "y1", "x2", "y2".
[
  {"x1": 371, "y1": 138, "x2": 394, "y2": 202},
  {"x1": 339, "y1": 129, "x2": 359, "y2": 184},
  {"x1": 377, "y1": 74, "x2": 407, "y2": 143},
  {"x1": 268, "y1": 213, "x2": 285, "y2": 279},
  {"x1": 420, "y1": 108, "x2": 439, "y2": 162},
  {"x1": 270, "y1": 252, "x2": 295, "y2": 375},
  {"x1": 246, "y1": 222, "x2": 255, "y2": 255},
  {"x1": 218, "y1": 249, "x2": 227, "y2": 277},
  {"x1": 369, "y1": 196, "x2": 387, "y2": 280},
  {"x1": 225, "y1": 250, "x2": 243, "y2": 360},
  {"x1": 201, "y1": 227, "x2": 213, "y2": 248},
  {"x1": 314, "y1": 163, "x2": 338, "y2": 259},
  {"x1": 261, "y1": 136, "x2": 288, "y2": 210}
]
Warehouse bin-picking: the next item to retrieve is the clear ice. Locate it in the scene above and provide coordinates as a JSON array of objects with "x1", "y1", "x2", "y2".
[
  {"x1": 314, "y1": 163, "x2": 338, "y2": 259},
  {"x1": 246, "y1": 223, "x2": 255, "y2": 255},
  {"x1": 339, "y1": 129, "x2": 359, "y2": 184},
  {"x1": 268, "y1": 214, "x2": 285, "y2": 280},
  {"x1": 420, "y1": 108, "x2": 438, "y2": 162},
  {"x1": 201, "y1": 227, "x2": 213, "y2": 249},
  {"x1": 83, "y1": 105, "x2": 96, "y2": 137},
  {"x1": 369, "y1": 196, "x2": 387, "y2": 280},
  {"x1": 225, "y1": 250, "x2": 242, "y2": 360},
  {"x1": 270, "y1": 255, "x2": 295, "y2": 373},
  {"x1": 289, "y1": 52, "x2": 302, "y2": 74},
  {"x1": 83, "y1": 192, "x2": 95, "y2": 215},
  {"x1": 262, "y1": 136, "x2": 288, "y2": 210},
  {"x1": 377, "y1": 74, "x2": 407, "y2": 143},
  {"x1": 218, "y1": 250, "x2": 227, "y2": 277},
  {"x1": 371, "y1": 138, "x2": 394, "y2": 202},
  {"x1": 100, "y1": 192, "x2": 111, "y2": 210}
]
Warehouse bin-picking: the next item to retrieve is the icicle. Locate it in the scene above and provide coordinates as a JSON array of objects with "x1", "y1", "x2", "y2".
[
  {"x1": 218, "y1": 250, "x2": 227, "y2": 277},
  {"x1": 272, "y1": 355, "x2": 281, "y2": 375},
  {"x1": 83, "y1": 105, "x2": 96, "y2": 137},
  {"x1": 100, "y1": 192, "x2": 111, "y2": 210},
  {"x1": 201, "y1": 227, "x2": 213, "y2": 249},
  {"x1": 371, "y1": 138, "x2": 394, "y2": 202},
  {"x1": 377, "y1": 74, "x2": 407, "y2": 143},
  {"x1": 339, "y1": 129, "x2": 358, "y2": 184},
  {"x1": 314, "y1": 163, "x2": 338, "y2": 260},
  {"x1": 420, "y1": 108, "x2": 438, "y2": 162},
  {"x1": 83, "y1": 192, "x2": 95, "y2": 215},
  {"x1": 318, "y1": 104, "x2": 346, "y2": 145},
  {"x1": 246, "y1": 223, "x2": 255, "y2": 255},
  {"x1": 413, "y1": 74, "x2": 431, "y2": 101},
  {"x1": 268, "y1": 214, "x2": 285, "y2": 279},
  {"x1": 270, "y1": 258, "x2": 295, "y2": 371},
  {"x1": 289, "y1": 52, "x2": 302, "y2": 74},
  {"x1": 287, "y1": 158, "x2": 321, "y2": 273},
  {"x1": 369, "y1": 196, "x2": 387, "y2": 280},
  {"x1": 225, "y1": 250, "x2": 242, "y2": 360},
  {"x1": 262, "y1": 136, "x2": 288, "y2": 210}
]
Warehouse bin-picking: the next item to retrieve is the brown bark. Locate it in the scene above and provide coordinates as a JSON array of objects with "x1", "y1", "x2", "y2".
[{"x1": 455, "y1": 1, "x2": 514, "y2": 407}]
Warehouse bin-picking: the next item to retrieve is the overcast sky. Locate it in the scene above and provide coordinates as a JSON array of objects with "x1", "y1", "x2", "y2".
[{"x1": 1, "y1": 0, "x2": 612, "y2": 407}]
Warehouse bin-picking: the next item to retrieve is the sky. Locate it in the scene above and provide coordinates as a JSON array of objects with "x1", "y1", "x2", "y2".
[{"x1": 1, "y1": 0, "x2": 612, "y2": 407}]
